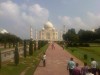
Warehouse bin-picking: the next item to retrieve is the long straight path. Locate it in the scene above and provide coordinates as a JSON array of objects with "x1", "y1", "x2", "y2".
[{"x1": 33, "y1": 43, "x2": 83, "y2": 75}]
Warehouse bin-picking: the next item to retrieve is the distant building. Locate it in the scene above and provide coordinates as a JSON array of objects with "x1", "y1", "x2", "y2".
[
  {"x1": 0, "y1": 28, "x2": 8, "y2": 34},
  {"x1": 39, "y1": 21, "x2": 58, "y2": 41}
]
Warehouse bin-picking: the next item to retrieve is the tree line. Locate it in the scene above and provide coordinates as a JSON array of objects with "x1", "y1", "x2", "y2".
[
  {"x1": 0, "y1": 33, "x2": 22, "y2": 48},
  {"x1": 63, "y1": 27, "x2": 100, "y2": 43}
]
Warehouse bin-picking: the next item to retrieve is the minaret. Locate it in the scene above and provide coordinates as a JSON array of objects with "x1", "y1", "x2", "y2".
[
  {"x1": 30, "y1": 25, "x2": 33, "y2": 40},
  {"x1": 35, "y1": 29, "x2": 38, "y2": 40},
  {"x1": 35, "y1": 29, "x2": 38, "y2": 49}
]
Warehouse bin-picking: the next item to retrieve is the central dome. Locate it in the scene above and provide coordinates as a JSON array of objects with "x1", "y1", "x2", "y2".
[{"x1": 44, "y1": 21, "x2": 53, "y2": 29}]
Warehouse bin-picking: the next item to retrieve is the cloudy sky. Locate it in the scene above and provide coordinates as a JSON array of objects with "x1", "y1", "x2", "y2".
[{"x1": 0, "y1": 0, "x2": 100, "y2": 39}]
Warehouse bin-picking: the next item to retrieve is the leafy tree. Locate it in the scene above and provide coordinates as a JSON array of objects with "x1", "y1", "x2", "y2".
[
  {"x1": 63, "y1": 28, "x2": 79, "y2": 43},
  {"x1": 95, "y1": 27, "x2": 100, "y2": 39},
  {"x1": 78, "y1": 29, "x2": 96, "y2": 43},
  {"x1": 0, "y1": 33, "x2": 22, "y2": 48}
]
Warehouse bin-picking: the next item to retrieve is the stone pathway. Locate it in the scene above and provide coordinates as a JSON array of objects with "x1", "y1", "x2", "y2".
[{"x1": 33, "y1": 43, "x2": 83, "y2": 75}]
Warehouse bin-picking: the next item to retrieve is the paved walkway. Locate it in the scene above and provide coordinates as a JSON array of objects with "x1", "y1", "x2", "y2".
[{"x1": 33, "y1": 43, "x2": 83, "y2": 75}]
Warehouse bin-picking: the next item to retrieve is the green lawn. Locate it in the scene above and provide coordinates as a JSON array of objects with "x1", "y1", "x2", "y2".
[
  {"x1": 89, "y1": 43, "x2": 100, "y2": 47},
  {"x1": 65, "y1": 46, "x2": 100, "y2": 68},
  {"x1": 0, "y1": 48, "x2": 5, "y2": 51},
  {"x1": 0, "y1": 44, "x2": 48, "y2": 75}
]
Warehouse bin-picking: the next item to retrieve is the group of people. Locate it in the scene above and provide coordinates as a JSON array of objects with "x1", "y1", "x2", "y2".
[
  {"x1": 67, "y1": 57, "x2": 99, "y2": 75},
  {"x1": 41, "y1": 44, "x2": 100, "y2": 75}
]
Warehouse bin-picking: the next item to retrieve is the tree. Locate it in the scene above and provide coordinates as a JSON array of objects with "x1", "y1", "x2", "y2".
[
  {"x1": 29, "y1": 40, "x2": 33, "y2": 56},
  {"x1": 95, "y1": 27, "x2": 100, "y2": 39},
  {"x1": 0, "y1": 51, "x2": 1, "y2": 69},
  {"x1": 0, "y1": 33, "x2": 22, "y2": 48},
  {"x1": 78, "y1": 29, "x2": 96, "y2": 43},
  {"x1": 63, "y1": 28, "x2": 79, "y2": 43},
  {"x1": 23, "y1": 40, "x2": 27, "y2": 58},
  {"x1": 14, "y1": 43, "x2": 19, "y2": 65},
  {"x1": 34, "y1": 41, "x2": 36, "y2": 51}
]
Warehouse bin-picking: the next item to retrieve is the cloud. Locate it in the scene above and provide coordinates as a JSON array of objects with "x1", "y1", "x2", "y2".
[
  {"x1": 58, "y1": 16, "x2": 88, "y2": 31},
  {"x1": 29, "y1": 4, "x2": 49, "y2": 17},
  {"x1": 73, "y1": 17, "x2": 87, "y2": 27},
  {"x1": 87, "y1": 12, "x2": 100, "y2": 28},
  {"x1": 58, "y1": 12, "x2": 100, "y2": 32},
  {"x1": 0, "y1": 1, "x2": 49, "y2": 39},
  {"x1": 58, "y1": 16, "x2": 71, "y2": 25}
]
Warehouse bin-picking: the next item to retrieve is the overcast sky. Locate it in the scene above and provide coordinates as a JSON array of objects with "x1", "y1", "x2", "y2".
[{"x1": 0, "y1": 0, "x2": 100, "y2": 39}]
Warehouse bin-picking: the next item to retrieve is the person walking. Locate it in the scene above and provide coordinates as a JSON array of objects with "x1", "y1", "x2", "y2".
[
  {"x1": 73, "y1": 63, "x2": 81, "y2": 75},
  {"x1": 81, "y1": 62, "x2": 89, "y2": 75},
  {"x1": 91, "y1": 58, "x2": 98, "y2": 75},
  {"x1": 67, "y1": 57, "x2": 76, "y2": 75},
  {"x1": 42, "y1": 53, "x2": 46, "y2": 67},
  {"x1": 51, "y1": 43, "x2": 55, "y2": 50}
]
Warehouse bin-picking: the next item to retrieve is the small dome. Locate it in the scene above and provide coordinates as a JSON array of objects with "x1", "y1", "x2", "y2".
[
  {"x1": 44, "y1": 21, "x2": 53, "y2": 29},
  {"x1": 42, "y1": 28, "x2": 44, "y2": 30},
  {"x1": 53, "y1": 27, "x2": 55, "y2": 30},
  {"x1": 0, "y1": 28, "x2": 8, "y2": 34}
]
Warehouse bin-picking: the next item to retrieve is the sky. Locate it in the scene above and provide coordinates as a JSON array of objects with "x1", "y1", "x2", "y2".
[{"x1": 0, "y1": 0, "x2": 100, "y2": 39}]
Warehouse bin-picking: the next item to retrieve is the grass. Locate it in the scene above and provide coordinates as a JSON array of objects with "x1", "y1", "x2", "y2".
[
  {"x1": 0, "y1": 48, "x2": 5, "y2": 51},
  {"x1": 0, "y1": 63, "x2": 26, "y2": 75},
  {"x1": 89, "y1": 43, "x2": 100, "y2": 47},
  {"x1": 25, "y1": 44, "x2": 48, "y2": 75},
  {"x1": 0, "y1": 44, "x2": 48, "y2": 75},
  {"x1": 65, "y1": 46, "x2": 100, "y2": 68}
]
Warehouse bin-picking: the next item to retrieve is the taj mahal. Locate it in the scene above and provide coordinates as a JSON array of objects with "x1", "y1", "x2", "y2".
[{"x1": 39, "y1": 21, "x2": 59, "y2": 41}]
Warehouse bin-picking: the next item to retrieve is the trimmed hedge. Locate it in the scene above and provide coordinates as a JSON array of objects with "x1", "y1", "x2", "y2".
[{"x1": 67, "y1": 43, "x2": 90, "y2": 47}]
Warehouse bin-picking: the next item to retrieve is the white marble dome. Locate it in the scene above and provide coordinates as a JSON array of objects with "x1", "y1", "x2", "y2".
[{"x1": 44, "y1": 21, "x2": 53, "y2": 29}]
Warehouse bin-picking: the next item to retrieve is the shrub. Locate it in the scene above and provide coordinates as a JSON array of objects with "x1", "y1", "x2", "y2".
[
  {"x1": 29, "y1": 40, "x2": 33, "y2": 56},
  {"x1": 34, "y1": 41, "x2": 36, "y2": 51},
  {"x1": 0, "y1": 51, "x2": 1, "y2": 68},
  {"x1": 73, "y1": 43, "x2": 78, "y2": 47},
  {"x1": 23, "y1": 40, "x2": 27, "y2": 58},
  {"x1": 14, "y1": 43, "x2": 19, "y2": 65},
  {"x1": 84, "y1": 43, "x2": 90, "y2": 47},
  {"x1": 83, "y1": 54, "x2": 88, "y2": 60},
  {"x1": 71, "y1": 49, "x2": 75, "y2": 52},
  {"x1": 38, "y1": 41, "x2": 48, "y2": 49}
]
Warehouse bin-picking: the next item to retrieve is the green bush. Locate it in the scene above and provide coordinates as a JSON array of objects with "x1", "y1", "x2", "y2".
[
  {"x1": 29, "y1": 40, "x2": 33, "y2": 56},
  {"x1": 38, "y1": 41, "x2": 48, "y2": 49},
  {"x1": 33, "y1": 41, "x2": 36, "y2": 51},
  {"x1": 14, "y1": 43, "x2": 19, "y2": 65},
  {"x1": 23, "y1": 40, "x2": 27, "y2": 58},
  {"x1": 0, "y1": 51, "x2": 1, "y2": 68},
  {"x1": 67, "y1": 43, "x2": 90, "y2": 47},
  {"x1": 83, "y1": 54, "x2": 88, "y2": 60}
]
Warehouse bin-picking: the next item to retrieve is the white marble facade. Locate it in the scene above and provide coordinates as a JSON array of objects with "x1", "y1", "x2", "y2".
[{"x1": 39, "y1": 21, "x2": 58, "y2": 41}]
